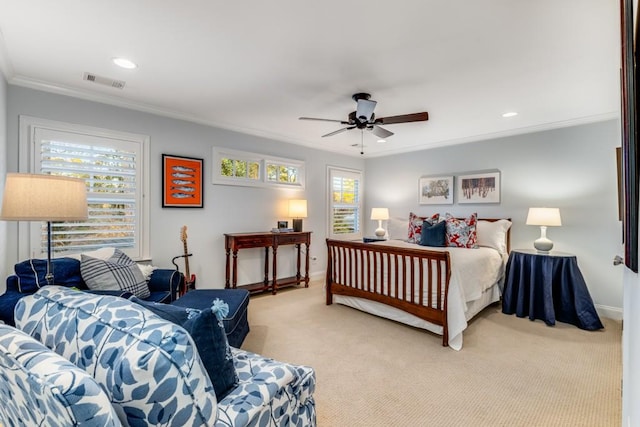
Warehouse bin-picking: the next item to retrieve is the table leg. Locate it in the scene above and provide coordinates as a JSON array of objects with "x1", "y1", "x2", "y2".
[
  {"x1": 264, "y1": 247, "x2": 269, "y2": 287},
  {"x1": 304, "y1": 242, "x2": 310, "y2": 287},
  {"x1": 272, "y1": 245, "x2": 278, "y2": 295},
  {"x1": 232, "y1": 250, "x2": 238, "y2": 289},
  {"x1": 225, "y1": 248, "x2": 231, "y2": 288},
  {"x1": 296, "y1": 243, "x2": 302, "y2": 282}
]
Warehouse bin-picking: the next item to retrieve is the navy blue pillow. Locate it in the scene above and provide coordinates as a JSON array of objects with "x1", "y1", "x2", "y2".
[
  {"x1": 129, "y1": 297, "x2": 238, "y2": 399},
  {"x1": 420, "y1": 220, "x2": 446, "y2": 247},
  {"x1": 13, "y1": 258, "x2": 83, "y2": 293}
]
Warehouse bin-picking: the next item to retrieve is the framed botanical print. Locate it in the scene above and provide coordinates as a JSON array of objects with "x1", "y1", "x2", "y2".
[{"x1": 162, "y1": 154, "x2": 204, "y2": 208}]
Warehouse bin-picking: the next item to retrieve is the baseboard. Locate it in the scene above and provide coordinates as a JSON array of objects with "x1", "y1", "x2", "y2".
[
  {"x1": 309, "y1": 270, "x2": 325, "y2": 281},
  {"x1": 596, "y1": 304, "x2": 623, "y2": 321}
]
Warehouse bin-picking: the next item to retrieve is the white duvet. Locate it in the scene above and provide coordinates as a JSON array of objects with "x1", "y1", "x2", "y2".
[{"x1": 332, "y1": 240, "x2": 506, "y2": 350}]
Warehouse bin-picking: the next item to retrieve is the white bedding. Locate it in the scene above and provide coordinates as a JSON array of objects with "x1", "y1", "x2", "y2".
[{"x1": 332, "y1": 240, "x2": 506, "y2": 350}]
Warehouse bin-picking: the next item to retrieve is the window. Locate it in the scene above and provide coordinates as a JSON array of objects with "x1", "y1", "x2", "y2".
[
  {"x1": 20, "y1": 116, "x2": 150, "y2": 260},
  {"x1": 213, "y1": 147, "x2": 305, "y2": 189},
  {"x1": 328, "y1": 166, "x2": 362, "y2": 240}
]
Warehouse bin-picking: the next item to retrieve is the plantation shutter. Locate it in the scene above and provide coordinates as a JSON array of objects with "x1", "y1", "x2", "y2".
[
  {"x1": 33, "y1": 127, "x2": 143, "y2": 258},
  {"x1": 328, "y1": 167, "x2": 362, "y2": 240}
]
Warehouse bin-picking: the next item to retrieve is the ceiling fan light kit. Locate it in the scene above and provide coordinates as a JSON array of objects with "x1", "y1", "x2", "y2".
[{"x1": 299, "y1": 92, "x2": 429, "y2": 154}]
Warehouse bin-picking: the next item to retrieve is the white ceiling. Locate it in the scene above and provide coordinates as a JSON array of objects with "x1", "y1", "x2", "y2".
[{"x1": 0, "y1": 1, "x2": 621, "y2": 157}]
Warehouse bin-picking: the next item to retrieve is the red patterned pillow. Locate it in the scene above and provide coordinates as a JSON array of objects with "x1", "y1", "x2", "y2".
[
  {"x1": 445, "y1": 213, "x2": 478, "y2": 248},
  {"x1": 408, "y1": 212, "x2": 439, "y2": 244}
]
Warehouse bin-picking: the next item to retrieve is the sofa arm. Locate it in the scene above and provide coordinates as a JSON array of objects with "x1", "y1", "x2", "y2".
[{"x1": 148, "y1": 269, "x2": 181, "y2": 302}]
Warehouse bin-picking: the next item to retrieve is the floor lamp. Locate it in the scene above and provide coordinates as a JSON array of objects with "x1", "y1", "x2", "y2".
[{"x1": 1, "y1": 173, "x2": 88, "y2": 285}]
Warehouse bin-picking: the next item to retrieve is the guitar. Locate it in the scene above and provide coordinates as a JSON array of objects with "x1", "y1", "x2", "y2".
[{"x1": 180, "y1": 226, "x2": 196, "y2": 295}]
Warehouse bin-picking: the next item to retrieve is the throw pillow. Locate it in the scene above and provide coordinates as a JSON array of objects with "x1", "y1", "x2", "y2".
[
  {"x1": 420, "y1": 220, "x2": 446, "y2": 247},
  {"x1": 445, "y1": 213, "x2": 478, "y2": 248},
  {"x1": 13, "y1": 258, "x2": 83, "y2": 293},
  {"x1": 408, "y1": 212, "x2": 439, "y2": 244},
  {"x1": 81, "y1": 249, "x2": 150, "y2": 299},
  {"x1": 477, "y1": 219, "x2": 512, "y2": 254},
  {"x1": 129, "y1": 296, "x2": 238, "y2": 400}
]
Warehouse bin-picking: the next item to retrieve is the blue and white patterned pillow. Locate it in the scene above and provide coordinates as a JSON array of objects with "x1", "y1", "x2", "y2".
[
  {"x1": 15, "y1": 286, "x2": 218, "y2": 426},
  {"x1": 81, "y1": 248, "x2": 150, "y2": 298},
  {"x1": 0, "y1": 324, "x2": 120, "y2": 426}
]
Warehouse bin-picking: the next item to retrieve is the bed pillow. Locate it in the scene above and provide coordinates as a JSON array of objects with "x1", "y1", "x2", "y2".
[
  {"x1": 81, "y1": 249, "x2": 150, "y2": 299},
  {"x1": 408, "y1": 212, "x2": 439, "y2": 244},
  {"x1": 477, "y1": 219, "x2": 512, "y2": 254},
  {"x1": 419, "y1": 220, "x2": 446, "y2": 247},
  {"x1": 445, "y1": 213, "x2": 478, "y2": 248},
  {"x1": 129, "y1": 297, "x2": 238, "y2": 400},
  {"x1": 13, "y1": 258, "x2": 83, "y2": 293}
]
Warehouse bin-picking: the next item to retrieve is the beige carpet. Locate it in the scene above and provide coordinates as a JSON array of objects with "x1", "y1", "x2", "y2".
[{"x1": 242, "y1": 280, "x2": 621, "y2": 427}]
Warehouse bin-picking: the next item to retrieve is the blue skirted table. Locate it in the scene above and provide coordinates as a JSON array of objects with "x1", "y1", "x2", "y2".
[{"x1": 502, "y1": 249, "x2": 604, "y2": 330}]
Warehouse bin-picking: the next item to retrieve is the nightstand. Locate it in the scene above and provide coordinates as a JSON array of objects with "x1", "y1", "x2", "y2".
[{"x1": 502, "y1": 249, "x2": 604, "y2": 330}]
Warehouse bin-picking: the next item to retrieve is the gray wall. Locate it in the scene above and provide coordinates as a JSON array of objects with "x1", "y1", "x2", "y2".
[
  {"x1": 364, "y1": 120, "x2": 623, "y2": 314},
  {"x1": 0, "y1": 74, "x2": 7, "y2": 282},
  {"x1": 3, "y1": 85, "x2": 364, "y2": 291}
]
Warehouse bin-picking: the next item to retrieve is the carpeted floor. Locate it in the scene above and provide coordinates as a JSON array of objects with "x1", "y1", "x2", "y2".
[{"x1": 242, "y1": 280, "x2": 622, "y2": 427}]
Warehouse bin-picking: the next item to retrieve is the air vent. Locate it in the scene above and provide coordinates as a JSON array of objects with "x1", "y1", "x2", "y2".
[{"x1": 83, "y1": 72, "x2": 126, "y2": 89}]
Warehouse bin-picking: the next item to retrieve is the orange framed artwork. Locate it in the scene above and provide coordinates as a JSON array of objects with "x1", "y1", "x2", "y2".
[{"x1": 162, "y1": 154, "x2": 204, "y2": 208}]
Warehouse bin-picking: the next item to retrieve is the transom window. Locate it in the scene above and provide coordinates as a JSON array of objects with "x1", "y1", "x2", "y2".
[{"x1": 213, "y1": 147, "x2": 305, "y2": 189}]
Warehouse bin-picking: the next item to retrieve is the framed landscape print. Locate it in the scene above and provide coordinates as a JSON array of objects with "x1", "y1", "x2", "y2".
[
  {"x1": 457, "y1": 171, "x2": 500, "y2": 204},
  {"x1": 162, "y1": 154, "x2": 204, "y2": 208},
  {"x1": 418, "y1": 176, "x2": 454, "y2": 205}
]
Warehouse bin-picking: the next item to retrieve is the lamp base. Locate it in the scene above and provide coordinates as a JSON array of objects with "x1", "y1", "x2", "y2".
[
  {"x1": 293, "y1": 218, "x2": 303, "y2": 232},
  {"x1": 533, "y1": 237, "x2": 553, "y2": 253},
  {"x1": 375, "y1": 227, "x2": 386, "y2": 237}
]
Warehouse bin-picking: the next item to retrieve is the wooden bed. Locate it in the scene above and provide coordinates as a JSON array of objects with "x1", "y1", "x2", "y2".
[{"x1": 325, "y1": 218, "x2": 510, "y2": 348}]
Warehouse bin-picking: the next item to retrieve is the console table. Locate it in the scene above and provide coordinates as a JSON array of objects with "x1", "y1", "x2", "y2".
[
  {"x1": 502, "y1": 249, "x2": 603, "y2": 330},
  {"x1": 224, "y1": 231, "x2": 311, "y2": 294}
]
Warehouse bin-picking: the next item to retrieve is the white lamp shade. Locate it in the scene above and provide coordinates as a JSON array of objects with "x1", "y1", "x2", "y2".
[
  {"x1": 526, "y1": 207, "x2": 562, "y2": 227},
  {"x1": 1, "y1": 173, "x2": 88, "y2": 221},
  {"x1": 370, "y1": 208, "x2": 389, "y2": 221},
  {"x1": 288, "y1": 199, "x2": 307, "y2": 218}
]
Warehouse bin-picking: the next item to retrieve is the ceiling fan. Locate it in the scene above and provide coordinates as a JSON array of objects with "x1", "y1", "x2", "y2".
[{"x1": 299, "y1": 92, "x2": 429, "y2": 139}]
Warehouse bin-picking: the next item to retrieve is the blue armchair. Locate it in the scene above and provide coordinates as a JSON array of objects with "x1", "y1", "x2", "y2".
[{"x1": 0, "y1": 259, "x2": 180, "y2": 326}]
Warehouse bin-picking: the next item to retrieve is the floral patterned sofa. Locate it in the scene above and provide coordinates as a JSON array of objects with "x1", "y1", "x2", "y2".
[{"x1": 5, "y1": 286, "x2": 316, "y2": 426}]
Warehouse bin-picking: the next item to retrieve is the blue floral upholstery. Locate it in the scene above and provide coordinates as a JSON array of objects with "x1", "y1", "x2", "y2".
[
  {"x1": 0, "y1": 324, "x2": 121, "y2": 426},
  {"x1": 216, "y1": 348, "x2": 316, "y2": 427},
  {"x1": 15, "y1": 286, "x2": 218, "y2": 426}
]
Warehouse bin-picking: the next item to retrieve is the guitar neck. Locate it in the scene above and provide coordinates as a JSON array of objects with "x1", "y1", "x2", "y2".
[{"x1": 183, "y1": 240, "x2": 191, "y2": 279}]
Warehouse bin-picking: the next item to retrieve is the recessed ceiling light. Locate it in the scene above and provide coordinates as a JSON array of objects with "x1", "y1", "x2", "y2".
[
  {"x1": 377, "y1": 139, "x2": 386, "y2": 143},
  {"x1": 112, "y1": 57, "x2": 137, "y2": 69},
  {"x1": 502, "y1": 111, "x2": 518, "y2": 118}
]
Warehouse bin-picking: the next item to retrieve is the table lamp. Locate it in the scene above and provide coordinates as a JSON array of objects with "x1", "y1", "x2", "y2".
[
  {"x1": 0, "y1": 173, "x2": 88, "y2": 284},
  {"x1": 526, "y1": 207, "x2": 562, "y2": 253},
  {"x1": 371, "y1": 207, "x2": 389, "y2": 237},
  {"x1": 289, "y1": 199, "x2": 307, "y2": 232}
]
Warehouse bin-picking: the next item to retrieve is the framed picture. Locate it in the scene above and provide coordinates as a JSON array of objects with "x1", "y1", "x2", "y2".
[
  {"x1": 418, "y1": 176, "x2": 454, "y2": 205},
  {"x1": 162, "y1": 154, "x2": 204, "y2": 208},
  {"x1": 457, "y1": 171, "x2": 500, "y2": 204},
  {"x1": 277, "y1": 221, "x2": 288, "y2": 229}
]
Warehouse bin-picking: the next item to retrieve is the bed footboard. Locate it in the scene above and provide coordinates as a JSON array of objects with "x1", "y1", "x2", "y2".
[{"x1": 326, "y1": 239, "x2": 452, "y2": 346}]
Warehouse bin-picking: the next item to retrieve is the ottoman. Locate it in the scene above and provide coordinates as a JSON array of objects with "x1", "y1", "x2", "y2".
[{"x1": 171, "y1": 289, "x2": 250, "y2": 348}]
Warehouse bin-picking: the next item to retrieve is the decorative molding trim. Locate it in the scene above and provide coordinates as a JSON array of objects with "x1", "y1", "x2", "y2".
[{"x1": 595, "y1": 304, "x2": 623, "y2": 321}]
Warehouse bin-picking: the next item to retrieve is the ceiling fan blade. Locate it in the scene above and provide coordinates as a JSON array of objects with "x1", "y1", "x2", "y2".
[
  {"x1": 356, "y1": 99, "x2": 377, "y2": 122},
  {"x1": 322, "y1": 126, "x2": 356, "y2": 137},
  {"x1": 371, "y1": 125, "x2": 394, "y2": 139},
  {"x1": 299, "y1": 117, "x2": 349, "y2": 124},
  {"x1": 375, "y1": 112, "x2": 429, "y2": 125}
]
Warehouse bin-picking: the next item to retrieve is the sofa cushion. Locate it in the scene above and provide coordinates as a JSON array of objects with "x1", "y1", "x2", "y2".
[
  {"x1": 13, "y1": 257, "x2": 84, "y2": 293},
  {"x1": 15, "y1": 286, "x2": 218, "y2": 427},
  {"x1": 0, "y1": 324, "x2": 120, "y2": 426},
  {"x1": 81, "y1": 248, "x2": 150, "y2": 299},
  {"x1": 130, "y1": 296, "x2": 238, "y2": 399}
]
